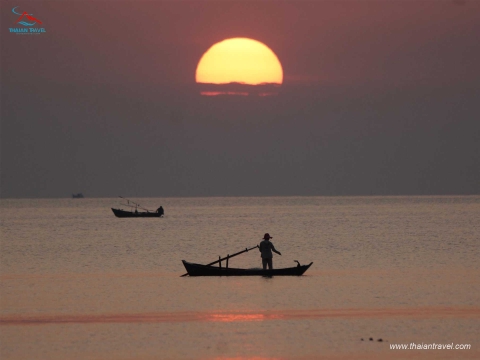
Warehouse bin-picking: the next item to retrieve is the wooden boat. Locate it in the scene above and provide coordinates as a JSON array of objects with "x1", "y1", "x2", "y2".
[
  {"x1": 182, "y1": 260, "x2": 313, "y2": 277},
  {"x1": 111, "y1": 208, "x2": 162, "y2": 218},
  {"x1": 181, "y1": 245, "x2": 313, "y2": 277},
  {"x1": 112, "y1": 196, "x2": 164, "y2": 218}
]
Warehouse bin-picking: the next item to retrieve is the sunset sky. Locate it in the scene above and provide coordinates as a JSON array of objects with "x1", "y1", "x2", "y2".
[{"x1": 1, "y1": 0, "x2": 479, "y2": 198}]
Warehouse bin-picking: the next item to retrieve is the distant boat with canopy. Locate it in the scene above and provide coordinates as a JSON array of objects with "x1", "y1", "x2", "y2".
[{"x1": 111, "y1": 196, "x2": 164, "y2": 218}]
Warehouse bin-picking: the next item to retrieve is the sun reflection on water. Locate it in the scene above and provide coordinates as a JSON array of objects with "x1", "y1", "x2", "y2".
[
  {"x1": 1, "y1": 307, "x2": 478, "y2": 325},
  {"x1": 207, "y1": 313, "x2": 266, "y2": 322}
]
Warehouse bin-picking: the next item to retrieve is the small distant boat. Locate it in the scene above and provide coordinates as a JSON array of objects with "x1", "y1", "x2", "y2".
[
  {"x1": 181, "y1": 245, "x2": 313, "y2": 277},
  {"x1": 72, "y1": 193, "x2": 84, "y2": 198},
  {"x1": 111, "y1": 208, "x2": 162, "y2": 218},
  {"x1": 112, "y1": 196, "x2": 164, "y2": 218}
]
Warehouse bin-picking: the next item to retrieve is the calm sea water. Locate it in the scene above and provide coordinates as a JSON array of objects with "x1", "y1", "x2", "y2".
[{"x1": 1, "y1": 196, "x2": 479, "y2": 360}]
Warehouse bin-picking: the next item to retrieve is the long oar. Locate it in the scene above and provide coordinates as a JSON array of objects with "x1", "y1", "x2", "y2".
[
  {"x1": 181, "y1": 245, "x2": 259, "y2": 277},
  {"x1": 119, "y1": 196, "x2": 153, "y2": 212}
]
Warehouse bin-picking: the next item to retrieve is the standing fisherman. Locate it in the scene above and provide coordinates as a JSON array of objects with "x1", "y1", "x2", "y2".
[
  {"x1": 259, "y1": 233, "x2": 281, "y2": 270},
  {"x1": 157, "y1": 206, "x2": 164, "y2": 216}
]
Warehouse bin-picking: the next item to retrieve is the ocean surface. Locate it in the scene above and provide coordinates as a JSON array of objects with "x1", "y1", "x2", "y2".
[{"x1": 1, "y1": 196, "x2": 479, "y2": 360}]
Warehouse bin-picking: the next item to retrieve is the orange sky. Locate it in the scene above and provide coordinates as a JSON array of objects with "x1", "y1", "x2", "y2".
[
  {"x1": 3, "y1": 0, "x2": 479, "y2": 88},
  {"x1": 1, "y1": 0, "x2": 479, "y2": 197}
]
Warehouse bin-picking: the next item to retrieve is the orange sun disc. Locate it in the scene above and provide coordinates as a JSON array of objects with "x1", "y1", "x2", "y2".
[{"x1": 195, "y1": 38, "x2": 283, "y2": 85}]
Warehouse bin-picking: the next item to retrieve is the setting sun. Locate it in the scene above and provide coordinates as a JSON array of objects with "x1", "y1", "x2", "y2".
[{"x1": 195, "y1": 38, "x2": 283, "y2": 85}]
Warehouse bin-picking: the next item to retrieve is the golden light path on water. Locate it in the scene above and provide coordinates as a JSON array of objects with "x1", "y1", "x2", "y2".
[{"x1": 1, "y1": 307, "x2": 478, "y2": 325}]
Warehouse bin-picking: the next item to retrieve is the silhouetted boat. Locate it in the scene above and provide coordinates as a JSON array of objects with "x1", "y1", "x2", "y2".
[
  {"x1": 180, "y1": 245, "x2": 312, "y2": 277},
  {"x1": 111, "y1": 208, "x2": 162, "y2": 218},
  {"x1": 182, "y1": 260, "x2": 313, "y2": 276},
  {"x1": 112, "y1": 196, "x2": 164, "y2": 218},
  {"x1": 72, "y1": 193, "x2": 84, "y2": 198}
]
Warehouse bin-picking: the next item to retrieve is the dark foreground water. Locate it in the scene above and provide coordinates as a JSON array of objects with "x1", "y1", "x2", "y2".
[{"x1": 1, "y1": 196, "x2": 479, "y2": 360}]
